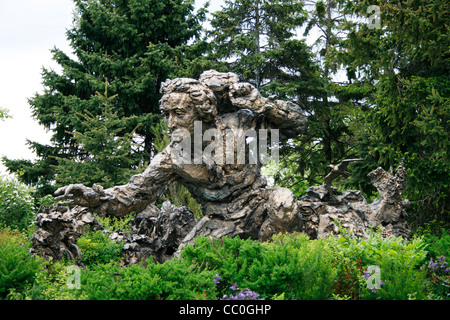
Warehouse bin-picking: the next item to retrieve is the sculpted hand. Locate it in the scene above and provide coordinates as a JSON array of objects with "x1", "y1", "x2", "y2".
[{"x1": 54, "y1": 183, "x2": 104, "y2": 209}]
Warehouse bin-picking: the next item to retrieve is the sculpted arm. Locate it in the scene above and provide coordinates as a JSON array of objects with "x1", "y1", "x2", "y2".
[
  {"x1": 55, "y1": 148, "x2": 175, "y2": 217},
  {"x1": 228, "y1": 82, "x2": 307, "y2": 138}
]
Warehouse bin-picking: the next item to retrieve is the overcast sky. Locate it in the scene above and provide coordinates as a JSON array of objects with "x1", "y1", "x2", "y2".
[{"x1": 0, "y1": 0, "x2": 75, "y2": 174}]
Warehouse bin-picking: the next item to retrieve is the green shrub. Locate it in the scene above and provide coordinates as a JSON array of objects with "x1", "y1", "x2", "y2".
[
  {"x1": 362, "y1": 253, "x2": 428, "y2": 300},
  {"x1": 37, "y1": 194, "x2": 55, "y2": 211},
  {"x1": 327, "y1": 232, "x2": 429, "y2": 299},
  {"x1": 180, "y1": 233, "x2": 337, "y2": 300},
  {"x1": 0, "y1": 227, "x2": 42, "y2": 299},
  {"x1": 95, "y1": 212, "x2": 134, "y2": 233},
  {"x1": 76, "y1": 230, "x2": 124, "y2": 266},
  {"x1": 423, "y1": 256, "x2": 450, "y2": 300},
  {"x1": 330, "y1": 252, "x2": 365, "y2": 299},
  {"x1": 0, "y1": 176, "x2": 35, "y2": 230},
  {"x1": 422, "y1": 229, "x2": 450, "y2": 259},
  {"x1": 1, "y1": 224, "x2": 444, "y2": 300},
  {"x1": 79, "y1": 259, "x2": 217, "y2": 300},
  {"x1": 9, "y1": 260, "x2": 86, "y2": 300}
]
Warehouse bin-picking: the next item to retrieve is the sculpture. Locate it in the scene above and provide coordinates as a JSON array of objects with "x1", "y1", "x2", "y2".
[
  {"x1": 301, "y1": 159, "x2": 410, "y2": 239},
  {"x1": 31, "y1": 70, "x2": 410, "y2": 264},
  {"x1": 324, "y1": 159, "x2": 363, "y2": 196}
]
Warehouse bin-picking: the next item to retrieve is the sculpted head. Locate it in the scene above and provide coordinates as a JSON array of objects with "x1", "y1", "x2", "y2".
[{"x1": 159, "y1": 78, "x2": 217, "y2": 134}]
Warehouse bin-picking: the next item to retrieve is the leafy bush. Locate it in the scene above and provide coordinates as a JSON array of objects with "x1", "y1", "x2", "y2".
[
  {"x1": 423, "y1": 256, "x2": 450, "y2": 300},
  {"x1": 37, "y1": 194, "x2": 55, "y2": 211},
  {"x1": 10, "y1": 260, "x2": 86, "y2": 300},
  {"x1": 76, "y1": 230, "x2": 124, "y2": 266},
  {"x1": 327, "y1": 232, "x2": 429, "y2": 299},
  {"x1": 0, "y1": 227, "x2": 41, "y2": 299},
  {"x1": 78, "y1": 259, "x2": 217, "y2": 300},
  {"x1": 0, "y1": 176, "x2": 35, "y2": 230},
  {"x1": 422, "y1": 229, "x2": 450, "y2": 259},
  {"x1": 95, "y1": 212, "x2": 134, "y2": 233},
  {"x1": 2, "y1": 224, "x2": 447, "y2": 300},
  {"x1": 181, "y1": 233, "x2": 337, "y2": 300},
  {"x1": 363, "y1": 255, "x2": 428, "y2": 300},
  {"x1": 330, "y1": 253, "x2": 365, "y2": 299}
]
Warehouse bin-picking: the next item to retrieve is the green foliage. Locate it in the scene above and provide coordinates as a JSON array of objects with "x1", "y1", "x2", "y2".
[
  {"x1": 10, "y1": 260, "x2": 86, "y2": 300},
  {"x1": 368, "y1": 260, "x2": 427, "y2": 300},
  {"x1": 423, "y1": 256, "x2": 450, "y2": 300},
  {"x1": 2, "y1": 150, "x2": 58, "y2": 198},
  {"x1": 209, "y1": 0, "x2": 309, "y2": 90},
  {"x1": 95, "y1": 212, "x2": 134, "y2": 234},
  {"x1": 2, "y1": 223, "x2": 449, "y2": 300},
  {"x1": 327, "y1": 232, "x2": 429, "y2": 299},
  {"x1": 78, "y1": 259, "x2": 217, "y2": 300},
  {"x1": 76, "y1": 230, "x2": 124, "y2": 266},
  {"x1": 271, "y1": 0, "x2": 361, "y2": 191},
  {"x1": 334, "y1": 0, "x2": 450, "y2": 230},
  {"x1": 161, "y1": 183, "x2": 203, "y2": 219},
  {"x1": 54, "y1": 83, "x2": 144, "y2": 189},
  {"x1": 0, "y1": 107, "x2": 11, "y2": 121},
  {"x1": 150, "y1": 120, "x2": 171, "y2": 154},
  {"x1": 420, "y1": 228, "x2": 450, "y2": 259},
  {"x1": 0, "y1": 227, "x2": 42, "y2": 299},
  {"x1": 181, "y1": 233, "x2": 337, "y2": 300},
  {"x1": 37, "y1": 194, "x2": 55, "y2": 211},
  {"x1": 0, "y1": 176, "x2": 35, "y2": 231},
  {"x1": 366, "y1": 75, "x2": 449, "y2": 228}
]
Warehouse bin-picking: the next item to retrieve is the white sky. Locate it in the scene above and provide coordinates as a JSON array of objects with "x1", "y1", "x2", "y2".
[
  {"x1": 0, "y1": 0, "x2": 75, "y2": 175},
  {"x1": 0, "y1": 0, "x2": 319, "y2": 176}
]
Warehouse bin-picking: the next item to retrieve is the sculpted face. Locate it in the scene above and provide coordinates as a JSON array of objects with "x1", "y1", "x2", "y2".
[
  {"x1": 160, "y1": 78, "x2": 218, "y2": 138},
  {"x1": 161, "y1": 92, "x2": 198, "y2": 134}
]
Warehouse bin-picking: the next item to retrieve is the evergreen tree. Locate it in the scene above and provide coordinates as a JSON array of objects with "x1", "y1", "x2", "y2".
[
  {"x1": 54, "y1": 80, "x2": 142, "y2": 188},
  {"x1": 3, "y1": 0, "x2": 206, "y2": 195},
  {"x1": 209, "y1": 0, "x2": 314, "y2": 93},
  {"x1": 271, "y1": 0, "x2": 360, "y2": 194},
  {"x1": 333, "y1": 0, "x2": 449, "y2": 229}
]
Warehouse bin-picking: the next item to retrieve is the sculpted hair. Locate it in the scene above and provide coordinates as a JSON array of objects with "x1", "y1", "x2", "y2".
[{"x1": 160, "y1": 78, "x2": 218, "y2": 123}]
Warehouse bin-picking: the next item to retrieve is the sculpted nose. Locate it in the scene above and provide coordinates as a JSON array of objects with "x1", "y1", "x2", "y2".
[{"x1": 167, "y1": 115, "x2": 176, "y2": 130}]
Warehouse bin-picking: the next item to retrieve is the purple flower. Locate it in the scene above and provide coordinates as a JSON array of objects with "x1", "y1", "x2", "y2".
[
  {"x1": 230, "y1": 283, "x2": 239, "y2": 291},
  {"x1": 438, "y1": 256, "x2": 446, "y2": 262},
  {"x1": 241, "y1": 289, "x2": 260, "y2": 299},
  {"x1": 428, "y1": 259, "x2": 438, "y2": 271},
  {"x1": 220, "y1": 288, "x2": 263, "y2": 300},
  {"x1": 213, "y1": 274, "x2": 222, "y2": 284}
]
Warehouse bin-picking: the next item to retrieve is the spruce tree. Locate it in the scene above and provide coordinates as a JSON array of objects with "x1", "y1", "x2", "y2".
[
  {"x1": 264, "y1": 0, "x2": 359, "y2": 194},
  {"x1": 209, "y1": 0, "x2": 316, "y2": 94},
  {"x1": 332, "y1": 0, "x2": 449, "y2": 229},
  {"x1": 54, "y1": 80, "x2": 142, "y2": 188}
]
